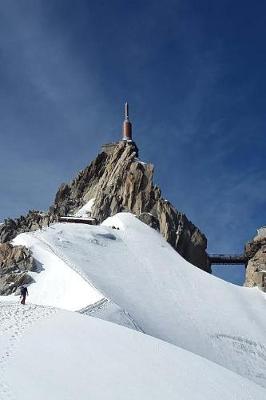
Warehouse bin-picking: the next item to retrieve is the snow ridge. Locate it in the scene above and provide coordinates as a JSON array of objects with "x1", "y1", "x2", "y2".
[
  {"x1": 1, "y1": 213, "x2": 266, "y2": 398},
  {"x1": 28, "y1": 230, "x2": 103, "y2": 297}
]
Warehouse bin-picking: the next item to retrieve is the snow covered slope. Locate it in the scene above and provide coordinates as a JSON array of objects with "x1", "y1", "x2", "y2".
[
  {"x1": 11, "y1": 230, "x2": 104, "y2": 311},
  {"x1": 74, "y1": 198, "x2": 95, "y2": 217},
  {"x1": 1, "y1": 303, "x2": 265, "y2": 400},
  {"x1": 4, "y1": 212, "x2": 266, "y2": 389}
]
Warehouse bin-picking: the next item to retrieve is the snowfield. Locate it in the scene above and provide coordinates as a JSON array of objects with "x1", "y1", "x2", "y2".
[
  {"x1": 1, "y1": 211, "x2": 266, "y2": 398},
  {"x1": 1, "y1": 303, "x2": 265, "y2": 400}
]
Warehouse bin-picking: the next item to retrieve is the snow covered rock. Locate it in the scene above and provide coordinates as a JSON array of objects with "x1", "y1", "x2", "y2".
[
  {"x1": 0, "y1": 141, "x2": 209, "y2": 273},
  {"x1": 51, "y1": 141, "x2": 209, "y2": 271}
]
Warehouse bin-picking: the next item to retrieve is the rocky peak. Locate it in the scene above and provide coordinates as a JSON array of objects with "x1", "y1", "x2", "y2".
[
  {"x1": 51, "y1": 141, "x2": 210, "y2": 272},
  {"x1": 0, "y1": 140, "x2": 209, "y2": 273}
]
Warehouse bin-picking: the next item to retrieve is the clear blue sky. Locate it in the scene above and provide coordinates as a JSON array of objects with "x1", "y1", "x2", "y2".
[{"x1": 1, "y1": 0, "x2": 266, "y2": 284}]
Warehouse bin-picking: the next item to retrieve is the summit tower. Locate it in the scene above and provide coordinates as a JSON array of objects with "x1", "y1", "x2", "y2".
[{"x1": 122, "y1": 102, "x2": 132, "y2": 141}]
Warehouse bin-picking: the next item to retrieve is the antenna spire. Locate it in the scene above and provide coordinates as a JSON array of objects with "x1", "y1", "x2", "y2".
[{"x1": 125, "y1": 102, "x2": 129, "y2": 120}]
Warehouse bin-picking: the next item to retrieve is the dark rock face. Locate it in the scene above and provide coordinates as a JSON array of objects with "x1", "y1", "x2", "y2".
[
  {"x1": 0, "y1": 243, "x2": 35, "y2": 295},
  {"x1": 51, "y1": 141, "x2": 210, "y2": 271},
  {"x1": 138, "y1": 213, "x2": 160, "y2": 231}
]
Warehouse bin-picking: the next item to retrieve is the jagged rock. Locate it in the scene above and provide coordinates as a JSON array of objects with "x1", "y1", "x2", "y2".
[
  {"x1": 50, "y1": 152, "x2": 108, "y2": 217},
  {"x1": 0, "y1": 243, "x2": 35, "y2": 295},
  {"x1": 244, "y1": 231, "x2": 266, "y2": 291},
  {"x1": 51, "y1": 141, "x2": 210, "y2": 271},
  {"x1": 0, "y1": 211, "x2": 58, "y2": 244}
]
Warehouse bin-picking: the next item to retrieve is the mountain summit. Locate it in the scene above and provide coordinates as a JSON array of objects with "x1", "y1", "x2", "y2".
[
  {"x1": 0, "y1": 114, "x2": 210, "y2": 294},
  {"x1": 51, "y1": 140, "x2": 209, "y2": 271}
]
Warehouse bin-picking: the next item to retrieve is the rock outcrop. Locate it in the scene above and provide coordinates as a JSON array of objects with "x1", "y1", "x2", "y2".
[
  {"x1": 0, "y1": 243, "x2": 35, "y2": 295},
  {"x1": 51, "y1": 141, "x2": 210, "y2": 271},
  {"x1": 244, "y1": 229, "x2": 266, "y2": 291},
  {"x1": 0, "y1": 211, "x2": 57, "y2": 244}
]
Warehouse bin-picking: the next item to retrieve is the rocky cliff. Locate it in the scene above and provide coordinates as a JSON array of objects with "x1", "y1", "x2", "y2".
[
  {"x1": 244, "y1": 228, "x2": 266, "y2": 291},
  {"x1": 0, "y1": 243, "x2": 35, "y2": 295},
  {"x1": 50, "y1": 141, "x2": 210, "y2": 271}
]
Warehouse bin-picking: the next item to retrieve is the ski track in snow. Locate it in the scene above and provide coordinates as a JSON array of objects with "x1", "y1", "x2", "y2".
[
  {"x1": 79, "y1": 299, "x2": 144, "y2": 332},
  {"x1": 211, "y1": 333, "x2": 266, "y2": 386},
  {"x1": 29, "y1": 231, "x2": 101, "y2": 296},
  {"x1": 78, "y1": 298, "x2": 108, "y2": 314},
  {"x1": 0, "y1": 304, "x2": 56, "y2": 399}
]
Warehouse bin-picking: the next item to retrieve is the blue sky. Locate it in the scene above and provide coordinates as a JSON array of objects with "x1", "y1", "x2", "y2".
[{"x1": 1, "y1": 0, "x2": 266, "y2": 284}]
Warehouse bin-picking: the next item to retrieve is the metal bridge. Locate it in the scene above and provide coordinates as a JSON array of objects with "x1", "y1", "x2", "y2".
[{"x1": 208, "y1": 254, "x2": 248, "y2": 265}]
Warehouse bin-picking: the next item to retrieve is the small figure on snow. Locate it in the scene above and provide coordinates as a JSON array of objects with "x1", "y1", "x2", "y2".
[{"x1": 20, "y1": 286, "x2": 28, "y2": 305}]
